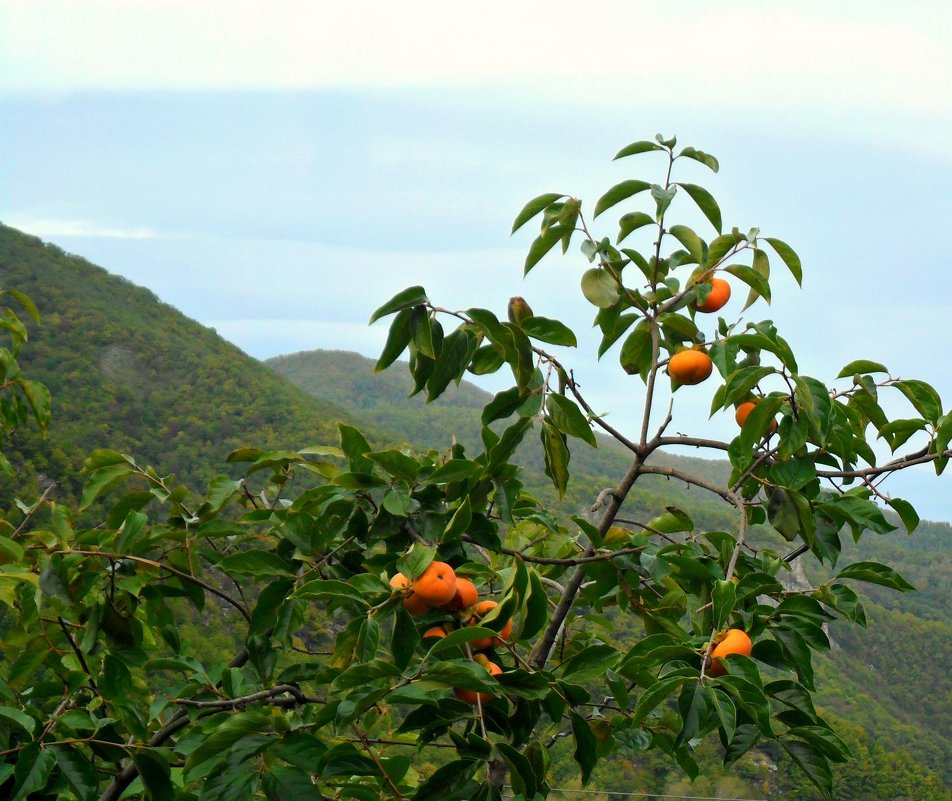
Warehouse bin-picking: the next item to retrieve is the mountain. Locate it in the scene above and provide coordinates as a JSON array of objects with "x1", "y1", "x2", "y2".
[{"x1": 0, "y1": 223, "x2": 375, "y2": 505}]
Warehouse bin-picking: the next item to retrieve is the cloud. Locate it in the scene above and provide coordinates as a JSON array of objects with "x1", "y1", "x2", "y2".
[
  {"x1": 1, "y1": 1, "x2": 949, "y2": 125},
  {"x1": 2, "y1": 215, "x2": 161, "y2": 240}
]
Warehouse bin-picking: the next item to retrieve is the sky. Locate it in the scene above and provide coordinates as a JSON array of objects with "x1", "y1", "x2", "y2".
[{"x1": 2, "y1": 0, "x2": 952, "y2": 519}]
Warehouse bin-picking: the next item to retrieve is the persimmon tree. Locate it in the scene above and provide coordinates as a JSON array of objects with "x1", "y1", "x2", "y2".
[{"x1": 2, "y1": 137, "x2": 949, "y2": 801}]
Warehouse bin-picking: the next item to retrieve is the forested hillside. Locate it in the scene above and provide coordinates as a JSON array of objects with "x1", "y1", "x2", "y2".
[
  {"x1": 0, "y1": 224, "x2": 374, "y2": 505},
  {"x1": 0, "y1": 224, "x2": 947, "y2": 798}
]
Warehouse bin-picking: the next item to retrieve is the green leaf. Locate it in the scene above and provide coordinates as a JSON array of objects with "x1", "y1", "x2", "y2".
[
  {"x1": 668, "y1": 225, "x2": 704, "y2": 263},
  {"x1": 676, "y1": 183, "x2": 722, "y2": 233},
  {"x1": 632, "y1": 677, "x2": 687, "y2": 725},
  {"x1": 427, "y1": 328, "x2": 475, "y2": 401},
  {"x1": 887, "y1": 497, "x2": 919, "y2": 533},
  {"x1": 5, "y1": 289, "x2": 40, "y2": 322},
  {"x1": 370, "y1": 286, "x2": 428, "y2": 323},
  {"x1": 520, "y1": 316, "x2": 577, "y2": 347},
  {"x1": 0, "y1": 705, "x2": 35, "y2": 734},
  {"x1": 651, "y1": 184, "x2": 677, "y2": 219},
  {"x1": 618, "y1": 321, "x2": 652, "y2": 378},
  {"x1": 521, "y1": 570, "x2": 548, "y2": 641},
  {"x1": 131, "y1": 748, "x2": 174, "y2": 801},
  {"x1": 678, "y1": 146, "x2": 719, "y2": 172},
  {"x1": 764, "y1": 237, "x2": 803, "y2": 285},
  {"x1": 217, "y1": 550, "x2": 297, "y2": 578},
  {"x1": 559, "y1": 644, "x2": 618, "y2": 680},
  {"x1": 0, "y1": 535, "x2": 23, "y2": 563},
  {"x1": 263, "y1": 765, "x2": 322, "y2": 801},
  {"x1": 782, "y1": 739, "x2": 833, "y2": 798},
  {"x1": 616, "y1": 211, "x2": 655, "y2": 243},
  {"x1": 580, "y1": 268, "x2": 621, "y2": 308},
  {"x1": 424, "y1": 659, "x2": 499, "y2": 692},
  {"x1": 375, "y1": 307, "x2": 414, "y2": 371},
  {"x1": 294, "y1": 579, "x2": 371, "y2": 608},
  {"x1": 645, "y1": 507, "x2": 694, "y2": 534},
  {"x1": 185, "y1": 711, "x2": 270, "y2": 781},
  {"x1": 390, "y1": 608, "x2": 419, "y2": 671},
  {"x1": 80, "y1": 463, "x2": 132, "y2": 510},
  {"x1": 836, "y1": 359, "x2": 888, "y2": 379},
  {"x1": 51, "y1": 745, "x2": 97, "y2": 801},
  {"x1": 410, "y1": 305, "x2": 436, "y2": 359},
  {"x1": 511, "y1": 192, "x2": 566, "y2": 234},
  {"x1": 524, "y1": 226, "x2": 565, "y2": 274},
  {"x1": 11, "y1": 744, "x2": 55, "y2": 801},
  {"x1": 443, "y1": 495, "x2": 473, "y2": 540},
  {"x1": 835, "y1": 560, "x2": 914, "y2": 591},
  {"x1": 546, "y1": 394, "x2": 596, "y2": 447},
  {"x1": 18, "y1": 378, "x2": 51, "y2": 429},
  {"x1": 541, "y1": 419, "x2": 570, "y2": 497},
  {"x1": 396, "y1": 543, "x2": 437, "y2": 581},
  {"x1": 613, "y1": 140, "x2": 665, "y2": 160},
  {"x1": 570, "y1": 713, "x2": 598, "y2": 785},
  {"x1": 893, "y1": 379, "x2": 943, "y2": 423},
  {"x1": 426, "y1": 626, "x2": 498, "y2": 657},
  {"x1": 712, "y1": 580, "x2": 736, "y2": 631},
  {"x1": 338, "y1": 423, "x2": 374, "y2": 473},
  {"x1": 725, "y1": 263, "x2": 771, "y2": 304},
  {"x1": 594, "y1": 180, "x2": 651, "y2": 218},
  {"x1": 367, "y1": 450, "x2": 420, "y2": 483}
]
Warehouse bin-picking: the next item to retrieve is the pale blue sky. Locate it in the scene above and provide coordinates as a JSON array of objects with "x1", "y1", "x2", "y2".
[{"x1": 1, "y1": 1, "x2": 951, "y2": 519}]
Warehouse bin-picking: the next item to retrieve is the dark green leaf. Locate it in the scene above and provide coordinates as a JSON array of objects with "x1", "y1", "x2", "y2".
[
  {"x1": 370, "y1": 286, "x2": 428, "y2": 323},
  {"x1": 375, "y1": 307, "x2": 413, "y2": 371},
  {"x1": 835, "y1": 560, "x2": 914, "y2": 591},
  {"x1": 11, "y1": 744, "x2": 55, "y2": 801},
  {"x1": 571, "y1": 713, "x2": 598, "y2": 785},
  {"x1": 131, "y1": 748, "x2": 174, "y2": 801},
  {"x1": 764, "y1": 237, "x2": 802, "y2": 285},
  {"x1": 676, "y1": 183, "x2": 722, "y2": 232},
  {"x1": 836, "y1": 359, "x2": 888, "y2": 379},
  {"x1": 520, "y1": 316, "x2": 577, "y2": 347},
  {"x1": 594, "y1": 180, "x2": 651, "y2": 218},
  {"x1": 512, "y1": 192, "x2": 566, "y2": 234},
  {"x1": 617, "y1": 211, "x2": 655, "y2": 243},
  {"x1": 712, "y1": 580, "x2": 736, "y2": 631},
  {"x1": 668, "y1": 225, "x2": 704, "y2": 263},
  {"x1": 541, "y1": 419, "x2": 570, "y2": 497},
  {"x1": 546, "y1": 394, "x2": 596, "y2": 447},
  {"x1": 613, "y1": 140, "x2": 665, "y2": 160}
]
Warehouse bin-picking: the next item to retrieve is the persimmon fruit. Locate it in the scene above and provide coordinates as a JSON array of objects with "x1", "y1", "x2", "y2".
[
  {"x1": 389, "y1": 573, "x2": 432, "y2": 616},
  {"x1": 442, "y1": 577, "x2": 478, "y2": 611},
  {"x1": 707, "y1": 628, "x2": 752, "y2": 676},
  {"x1": 466, "y1": 600, "x2": 514, "y2": 649},
  {"x1": 694, "y1": 277, "x2": 731, "y2": 313},
  {"x1": 423, "y1": 625, "x2": 449, "y2": 640},
  {"x1": 735, "y1": 401, "x2": 778, "y2": 434},
  {"x1": 668, "y1": 349, "x2": 713, "y2": 385}
]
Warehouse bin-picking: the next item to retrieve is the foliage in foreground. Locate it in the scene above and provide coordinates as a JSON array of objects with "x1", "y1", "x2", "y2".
[{"x1": 1, "y1": 137, "x2": 950, "y2": 800}]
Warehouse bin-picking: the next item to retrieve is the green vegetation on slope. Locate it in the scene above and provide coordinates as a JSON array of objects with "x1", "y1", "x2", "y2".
[{"x1": 0, "y1": 224, "x2": 375, "y2": 506}]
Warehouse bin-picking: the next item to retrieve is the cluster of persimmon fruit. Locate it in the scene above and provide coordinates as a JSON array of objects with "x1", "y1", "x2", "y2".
[
  {"x1": 389, "y1": 561, "x2": 513, "y2": 705},
  {"x1": 665, "y1": 275, "x2": 778, "y2": 435}
]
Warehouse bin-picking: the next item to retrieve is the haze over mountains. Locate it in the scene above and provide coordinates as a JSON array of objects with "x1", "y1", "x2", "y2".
[{"x1": 1, "y1": 222, "x2": 949, "y2": 796}]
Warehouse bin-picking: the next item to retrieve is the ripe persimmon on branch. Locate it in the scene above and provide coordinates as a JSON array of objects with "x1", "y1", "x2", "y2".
[{"x1": 2, "y1": 136, "x2": 948, "y2": 801}]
